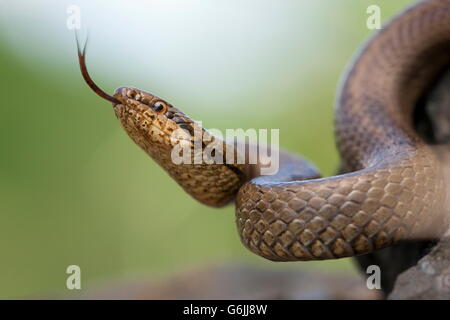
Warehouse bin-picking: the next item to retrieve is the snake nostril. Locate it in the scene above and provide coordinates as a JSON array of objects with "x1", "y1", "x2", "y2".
[{"x1": 141, "y1": 96, "x2": 151, "y2": 104}]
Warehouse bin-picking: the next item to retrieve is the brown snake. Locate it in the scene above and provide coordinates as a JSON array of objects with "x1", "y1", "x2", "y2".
[{"x1": 78, "y1": 0, "x2": 450, "y2": 261}]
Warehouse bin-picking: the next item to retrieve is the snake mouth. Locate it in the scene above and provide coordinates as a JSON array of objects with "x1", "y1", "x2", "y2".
[{"x1": 113, "y1": 87, "x2": 138, "y2": 105}]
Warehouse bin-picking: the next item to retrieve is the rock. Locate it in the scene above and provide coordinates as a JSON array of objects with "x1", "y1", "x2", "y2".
[
  {"x1": 389, "y1": 236, "x2": 450, "y2": 299},
  {"x1": 77, "y1": 263, "x2": 382, "y2": 300}
]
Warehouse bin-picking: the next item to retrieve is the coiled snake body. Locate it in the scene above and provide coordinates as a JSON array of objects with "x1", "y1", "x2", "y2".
[{"x1": 79, "y1": 0, "x2": 450, "y2": 261}]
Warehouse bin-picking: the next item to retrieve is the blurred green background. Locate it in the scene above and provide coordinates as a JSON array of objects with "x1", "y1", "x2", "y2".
[{"x1": 0, "y1": 0, "x2": 414, "y2": 298}]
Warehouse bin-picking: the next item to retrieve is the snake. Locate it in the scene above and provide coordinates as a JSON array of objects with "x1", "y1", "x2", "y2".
[{"x1": 77, "y1": 0, "x2": 450, "y2": 261}]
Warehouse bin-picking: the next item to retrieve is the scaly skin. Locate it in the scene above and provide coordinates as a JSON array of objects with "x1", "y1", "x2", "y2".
[{"x1": 79, "y1": 0, "x2": 449, "y2": 261}]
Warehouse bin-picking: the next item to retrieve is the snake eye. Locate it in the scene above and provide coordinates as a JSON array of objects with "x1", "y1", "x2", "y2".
[{"x1": 152, "y1": 101, "x2": 167, "y2": 114}]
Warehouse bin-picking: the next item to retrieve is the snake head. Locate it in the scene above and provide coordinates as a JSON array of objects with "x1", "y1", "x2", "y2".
[
  {"x1": 112, "y1": 86, "x2": 243, "y2": 207},
  {"x1": 112, "y1": 87, "x2": 198, "y2": 148}
]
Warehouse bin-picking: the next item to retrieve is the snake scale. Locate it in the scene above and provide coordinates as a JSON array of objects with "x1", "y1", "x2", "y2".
[{"x1": 78, "y1": 0, "x2": 450, "y2": 261}]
